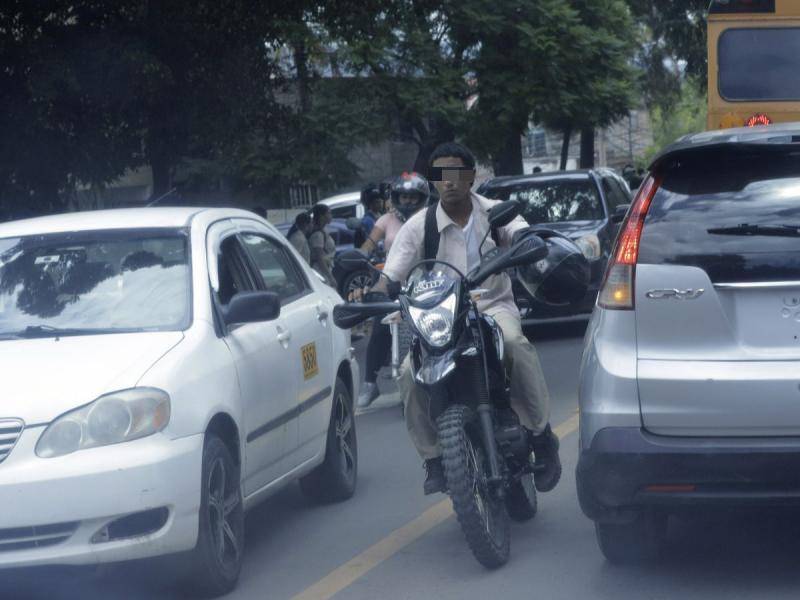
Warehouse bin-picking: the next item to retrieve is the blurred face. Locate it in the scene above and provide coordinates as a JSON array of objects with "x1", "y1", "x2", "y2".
[
  {"x1": 370, "y1": 198, "x2": 384, "y2": 214},
  {"x1": 430, "y1": 156, "x2": 475, "y2": 210}
]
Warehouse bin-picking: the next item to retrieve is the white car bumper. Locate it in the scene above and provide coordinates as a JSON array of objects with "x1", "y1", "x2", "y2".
[{"x1": 0, "y1": 428, "x2": 203, "y2": 568}]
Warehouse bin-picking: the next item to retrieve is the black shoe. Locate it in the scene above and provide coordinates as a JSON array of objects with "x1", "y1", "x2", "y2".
[
  {"x1": 529, "y1": 424, "x2": 561, "y2": 492},
  {"x1": 423, "y1": 458, "x2": 446, "y2": 495}
]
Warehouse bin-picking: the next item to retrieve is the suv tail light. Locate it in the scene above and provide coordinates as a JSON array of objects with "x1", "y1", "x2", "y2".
[{"x1": 598, "y1": 174, "x2": 661, "y2": 310}]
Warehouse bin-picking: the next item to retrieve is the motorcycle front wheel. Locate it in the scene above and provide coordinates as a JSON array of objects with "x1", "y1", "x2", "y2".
[{"x1": 438, "y1": 404, "x2": 510, "y2": 568}]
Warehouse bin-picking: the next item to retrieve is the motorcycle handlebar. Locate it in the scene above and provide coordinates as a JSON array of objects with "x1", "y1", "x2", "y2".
[{"x1": 332, "y1": 301, "x2": 400, "y2": 330}]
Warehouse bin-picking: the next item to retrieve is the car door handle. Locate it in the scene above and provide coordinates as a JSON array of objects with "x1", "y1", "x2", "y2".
[{"x1": 316, "y1": 304, "x2": 329, "y2": 323}]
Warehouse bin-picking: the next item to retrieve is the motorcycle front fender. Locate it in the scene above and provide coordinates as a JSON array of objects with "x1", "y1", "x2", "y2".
[{"x1": 413, "y1": 348, "x2": 459, "y2": 386}]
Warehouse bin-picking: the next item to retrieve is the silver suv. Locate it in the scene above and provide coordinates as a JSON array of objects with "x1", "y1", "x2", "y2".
[{"x1": 577, "y1": 122, "x2": 800, "y2": 564}]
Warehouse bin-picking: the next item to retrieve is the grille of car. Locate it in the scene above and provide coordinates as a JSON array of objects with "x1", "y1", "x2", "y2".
[
  {"x1": 0, "y1": 522, "x2": 79, "y2": 552},
  {"x1": 0, "y1": 419, "x2": 23, "y2": 464}
]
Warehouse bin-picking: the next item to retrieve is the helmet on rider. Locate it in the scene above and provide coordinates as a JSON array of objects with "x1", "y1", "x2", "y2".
[
  {"x1": 390, "y1": 172, "x2": 430, "y2": 221},
  {"x1": 516, "y1": 229, "x2": 590, "y2": 306}
]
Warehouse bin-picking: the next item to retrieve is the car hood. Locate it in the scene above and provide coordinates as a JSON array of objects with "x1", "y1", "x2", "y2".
[
  {"x1": 530, "y1": 220, "x2": 605, "y2": 238},
  {"x1": 0, "y1": 331, "x2": 184, "y2": 424}
]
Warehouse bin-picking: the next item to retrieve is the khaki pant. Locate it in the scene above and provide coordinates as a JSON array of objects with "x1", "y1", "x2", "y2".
[{"x1": 400, "y1": 310, "x2": 550, "y2": 460}]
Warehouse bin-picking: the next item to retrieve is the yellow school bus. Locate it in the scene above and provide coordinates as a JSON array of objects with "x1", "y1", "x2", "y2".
[{"x1": 707, "y1": 0, "x2": 800, "y2": 129}]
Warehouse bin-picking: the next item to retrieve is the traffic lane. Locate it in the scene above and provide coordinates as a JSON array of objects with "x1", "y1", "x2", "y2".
[
  {"x1": 332, "y1": 441, "x2": 800, "y2": 600},
  {"x1": 0, "y1": 322, "x2": 586, "y2": 599}
]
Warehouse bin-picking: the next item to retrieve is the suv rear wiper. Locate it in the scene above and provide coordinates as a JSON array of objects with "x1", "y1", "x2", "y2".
[{"x1": 706, "y1": 223, "x2": 800, "y2": 237}]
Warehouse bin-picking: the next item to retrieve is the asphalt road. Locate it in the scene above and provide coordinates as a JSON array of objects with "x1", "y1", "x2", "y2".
[{"x1": 5, "y1": 322, "x2": 800, "y2": 599}]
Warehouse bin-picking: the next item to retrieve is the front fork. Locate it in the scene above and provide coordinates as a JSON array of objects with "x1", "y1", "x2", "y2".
[{"x1": 390, "y1": 321, "x2": 401, "y2": 379}]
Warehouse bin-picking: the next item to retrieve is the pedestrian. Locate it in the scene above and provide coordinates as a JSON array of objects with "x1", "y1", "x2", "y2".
[
  {"x1": 357, "y1": 172, "x2": 429, "y2": 408},
  {"x1": 309, "y1": 204, "x2": 336, "y2": 286},
  {"x1": 287, "y1": 212, "x2": 312, "y2": 264}
]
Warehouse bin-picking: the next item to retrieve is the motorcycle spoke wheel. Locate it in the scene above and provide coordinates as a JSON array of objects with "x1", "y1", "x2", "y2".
[{"x1": 438, "y1": 404, "x2": 510, "y2": 569}]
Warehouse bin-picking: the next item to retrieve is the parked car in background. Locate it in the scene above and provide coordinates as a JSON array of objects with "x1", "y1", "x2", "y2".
[
  {"x1": 578, "y1": 122, "x2": 800, "y2": 565},
  {"x1": 476, "y1": 168, "x2": 632, "y2": 324},
  {"x1": 318, "y1": 191, "x2": 363, "y2": 220}
]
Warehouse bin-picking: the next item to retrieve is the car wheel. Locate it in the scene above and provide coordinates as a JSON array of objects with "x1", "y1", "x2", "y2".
[
  {"x1": 300, "y1": 378, "x2": 358, "y2": 503},
  {"x1": 185, "y1": 434, "x2": 245, "y2": 597},
  {"x1": 594, "y1": 511, "x2": 667, "y2": 565}
]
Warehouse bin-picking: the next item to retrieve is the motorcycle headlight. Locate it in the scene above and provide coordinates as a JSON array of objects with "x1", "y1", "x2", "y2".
[
  {"x1": 408, "y1": 293, "x2": 456, "y2": 348},
  {"x1": 36, "y1": 388, "x2": 171, "y2": 458},
  {"x1": 574, "y1": 234, "x2": 601, "y2": 260}
]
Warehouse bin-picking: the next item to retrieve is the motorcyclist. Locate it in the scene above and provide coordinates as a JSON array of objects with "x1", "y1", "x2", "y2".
[
  {"x1": 360, "y1": 183, "x2": 385, "y2": 239},
  {"x1": 357, "y1": 172, "x2": 429, "y2": 408},
  {"x1": 363, "y1": 142, "x2": 561, "y2": 496}
]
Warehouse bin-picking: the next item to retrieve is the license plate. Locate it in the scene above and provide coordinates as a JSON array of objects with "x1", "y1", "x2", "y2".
[{"x1": 301, "y1": 342, "x2": 319, "y2": 380}]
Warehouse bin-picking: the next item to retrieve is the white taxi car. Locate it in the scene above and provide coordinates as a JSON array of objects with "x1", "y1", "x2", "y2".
[{"x1": 0, "y1": 207, "x2": 358, "y2": 596}]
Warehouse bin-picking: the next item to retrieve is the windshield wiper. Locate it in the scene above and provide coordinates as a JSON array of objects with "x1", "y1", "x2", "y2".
[
  {"x1": 706, "y1": 223, "x2": 800, "y2": 237},
  {"x1": 12, "y1": 325, "x2": 117, "y2": 339}
]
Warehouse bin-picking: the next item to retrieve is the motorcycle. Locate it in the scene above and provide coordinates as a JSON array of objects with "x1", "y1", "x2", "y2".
[{"x1": 333, "y1": 200, "x2": 589, "y2": 567}]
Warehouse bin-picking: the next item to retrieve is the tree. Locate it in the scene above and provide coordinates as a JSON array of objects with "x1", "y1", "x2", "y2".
[
  {"x1": 628, "y1": 0, "x2": 708, "y2": 110},
  {"x1": 453, "y1": 0, "x2": 638, "y2": 174}
]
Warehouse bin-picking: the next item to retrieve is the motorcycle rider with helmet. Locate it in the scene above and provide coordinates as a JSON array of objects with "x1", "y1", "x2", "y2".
[
  {"x1": 359, "y1": 143, "x2": 562, "y2": 496},
  {"x1": 358, "y1": 172, "x2": 430, "y2": 408}
]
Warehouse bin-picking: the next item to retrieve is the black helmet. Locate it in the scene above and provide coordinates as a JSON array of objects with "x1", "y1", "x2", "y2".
[
  {"x1": 391, "y1": 172, "x2": 429, "y2": 220},
  {"x1": 360, "y1": 183, "x2": 383, "y2": 208},
  {"x1": 517, "y1": 229, "x2": 590, "y2": 306}
]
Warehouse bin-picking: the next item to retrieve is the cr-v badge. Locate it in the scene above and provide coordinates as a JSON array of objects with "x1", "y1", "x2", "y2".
[{"x1": 646, "y1": 288, "x2": 705, "y2": 300}]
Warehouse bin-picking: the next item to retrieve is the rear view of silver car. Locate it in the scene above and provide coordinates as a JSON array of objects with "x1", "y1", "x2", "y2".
[{"x1": 578, "y1": 123, "x2": 800, "y2": 564}]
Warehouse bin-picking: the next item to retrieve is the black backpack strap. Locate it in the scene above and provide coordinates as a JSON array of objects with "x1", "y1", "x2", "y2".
[{"x1": 424, "y1": 201, "x2": 440, "y2": 261}]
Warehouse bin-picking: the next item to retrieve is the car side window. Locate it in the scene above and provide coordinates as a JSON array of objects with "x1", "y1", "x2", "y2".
[
  {"x1": 330, "y1": 205, "x2": 356, "y2": 219},
  {"x1": 602, "y1": 177, "x2": 630, "y2": 212},
  {"x1": 217, "y1": 236, "x2": 254, "y2": 306},
  {"x1": 239, "y1": 233, "x2": 309, "y2": 304}
]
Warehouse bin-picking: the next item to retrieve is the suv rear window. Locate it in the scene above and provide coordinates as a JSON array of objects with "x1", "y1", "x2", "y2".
[
  {"x1": 481, "y1": 178, "x2": 603, "y2": 224},
  {"x1": 639, "y1": 149, "x2": 800, "y2": 283}
]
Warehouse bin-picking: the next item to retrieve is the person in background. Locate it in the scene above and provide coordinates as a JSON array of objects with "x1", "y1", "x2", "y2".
[
  {"x1": 357, "y1": 172, "x2": 429, "y2": 408},
  {"x1": 360, "y1": 183, "x2": 384, "y2": 238},
  {"x1": 309, "y1": 204, "x2": 336, "y2": 286},
  {"x1": 287, "y1": 212, "x2": 312, "y2": 264}
]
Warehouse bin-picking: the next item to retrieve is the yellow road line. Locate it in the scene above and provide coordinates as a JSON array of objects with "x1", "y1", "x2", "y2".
[{"x1": 291, "y1": 411, "x2": 580, "y2": 600}]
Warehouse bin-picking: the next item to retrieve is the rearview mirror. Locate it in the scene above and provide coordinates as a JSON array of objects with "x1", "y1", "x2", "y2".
[
  {"x1": 506, "y1": 235, "x2": 548, "y2": 268},
  {"x1": 611, "y1": 204, "x2": 630, "y2": 224},
  {"x1": 488, "y1": 200, "x2": 521, "y2": 229},
  {"x1": 224, "y1": 291, "x2": 280, "y2": 326},
  {"x1": 345, "y1": 217, "x2": 362, "y2": 231},
  {"x1": 336, "y1": 249, "x2": 371, "y2": 272}
]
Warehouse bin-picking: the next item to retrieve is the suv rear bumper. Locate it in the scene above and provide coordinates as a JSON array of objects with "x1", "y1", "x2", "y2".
[{"x1": 576, "y1": 427, "x2": 800, "y2": 522}]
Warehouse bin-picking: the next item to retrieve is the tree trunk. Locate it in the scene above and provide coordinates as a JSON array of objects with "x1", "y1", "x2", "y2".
[
  {"x1": 294, "y1": 38, "x2": 311, "y2": 114},
  {"x1": 580, "y1": 127, "x2": 595, "y2": 169},
  {"x1": 493, "y1": 128, "x2": 524, "y2": 176},
  {"x1": 560, "y1": 126, "x2": 573, "y2": 170}
]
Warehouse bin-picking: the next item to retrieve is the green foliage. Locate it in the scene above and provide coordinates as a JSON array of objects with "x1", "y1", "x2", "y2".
[{"x1": 642, "y1": 78, "x2": 706, "y2": 165}]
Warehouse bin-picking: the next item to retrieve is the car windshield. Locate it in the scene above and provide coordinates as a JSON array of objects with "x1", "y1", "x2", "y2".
[
  {"x1": 0, "y1": 229, "x2": 191, "y2": 338},
  {"x1": 482, "y1": 179, "x2": 604, "y2": 224}
]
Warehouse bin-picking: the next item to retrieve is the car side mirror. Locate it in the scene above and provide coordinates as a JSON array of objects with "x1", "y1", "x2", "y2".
[
  {"x1": 611, "y1": 204, "x2": 630, "y2": 224},
  {"x1": 488, "y1": 200, "x2": 521, "y2": 229},
  {"x1": 224, "y1": 291, "x2": 280, "y2": 326},
  {"x1": 345, "y1": 217, "x2": 362, "y2": 231}
]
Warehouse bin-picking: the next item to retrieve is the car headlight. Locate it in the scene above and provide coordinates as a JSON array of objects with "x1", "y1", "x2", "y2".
[
  {"x1": 408, "y1": 293, "x2": 456, "y2": 348},
  {"x1": 36, "y1": 388, "x2": 171, "y2": 458},
  {"x1": 575, "y1": 234, "x2": 601, "y2": 260}
]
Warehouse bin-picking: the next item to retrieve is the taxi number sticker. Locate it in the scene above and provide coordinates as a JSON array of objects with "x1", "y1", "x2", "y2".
[{"x1": 301, "y1": 342, "x2": 319, "y2": 380}]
